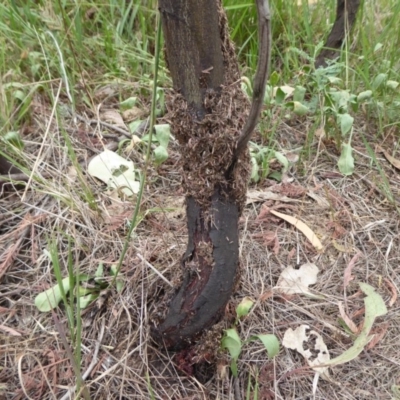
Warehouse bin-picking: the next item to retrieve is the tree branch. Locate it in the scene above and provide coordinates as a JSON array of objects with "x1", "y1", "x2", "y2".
[{"x1": 231, "y1": 0, "x2": 271, "y2": 162}]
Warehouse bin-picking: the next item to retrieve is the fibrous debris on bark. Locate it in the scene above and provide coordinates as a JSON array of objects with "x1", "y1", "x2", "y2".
[{"x1": 153, "y1": 0, "x2": 253, "y2": 349}]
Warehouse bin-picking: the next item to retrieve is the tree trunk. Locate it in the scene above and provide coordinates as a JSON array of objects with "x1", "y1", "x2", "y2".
[
  {"x1": 316, "y1": 0, "x2": 361, "y2": 67},
  {"x1": 153, "y1": 0, "x2": 254, "y2": 349}
]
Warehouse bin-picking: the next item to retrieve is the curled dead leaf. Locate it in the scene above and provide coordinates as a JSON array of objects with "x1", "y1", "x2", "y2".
[
  {"x1": 343, "y1": 252, "x2": 362, "y2": 289},
  {"x1": 384, "y1": 278, "x2": 398, "y2": 307},
  {"x1": 338, "y1": 302, "x2": 358, "y2": 334},
  {"x1": 377, "y1": 145, "x2": 400, "y2": 170},
  {"x1": 269, "y1": 209, "x2": 323, "y2": 251}
]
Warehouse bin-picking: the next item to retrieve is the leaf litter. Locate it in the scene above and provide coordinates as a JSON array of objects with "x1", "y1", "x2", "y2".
[{"x1": 1, "y1": 89, "x2": 400, "y2": 400}]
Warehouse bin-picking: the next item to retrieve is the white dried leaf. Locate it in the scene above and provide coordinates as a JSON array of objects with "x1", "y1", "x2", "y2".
[
  {"x1": 88, "y1": 149, "x2": 139, "y2": 196},
  {"x1": 275, "y1": 263, "x2": 319, "y2": 296},
  {"x1": 283, "y1": 324, "x2": 330, "y2": 379}
]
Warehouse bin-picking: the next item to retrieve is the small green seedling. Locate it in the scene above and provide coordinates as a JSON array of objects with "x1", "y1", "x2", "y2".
[
  {"x1": 35, "y1": 262, "x2": 124, "y2": 312},
  {"x1": 141, "y1": 123, "x2": 171, "y2": 166},
  {"x1": 221, "y1": 297, "x2": 279, "y2": 377},
  {"x1": 250, "y1": 142, "x2": 289, "y2": 183}
]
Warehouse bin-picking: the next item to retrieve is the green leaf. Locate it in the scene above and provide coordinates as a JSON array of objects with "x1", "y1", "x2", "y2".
[
  {"x1": 324, "y1": 283, "x2": 387, "y2": 367},
  {"x1": 386, "y1": 80, "x2": 399, "y2": 90},
  {"x1": 269, "y1": 70, "x2": 280, "y2": 86},
  {"x1": 286, "y1": 101, "x2": 309, "y2": 116},
  {"x1": 3, "y1": 131, "x2": 24, "y2": 150},
  {"x1": 79, "y1": 293, "x2": 98, "y2": 309},
  {"x1": 154, "y1": 146, "x2": 168, "y2": 165},
  {"x1": 34, "y1": 277, "x2": 71, "y2": 312},
  {"x1": 268, "y1": 171, "x2": 282, "y2": 181},
  {"x1": 116, "y1": 279, "x2": 124, "y2": 293},
  {"x1": 293, "y1": 86, "x2": 306, "y2": 103},
  {"x1": 373, "y1": 43, "x2": 383, "y2": 53},
  {"x1": 275, "y1": 88, "x2": 286, "y2": 105},
  {"x1": 13, "y1": 90, "x2": 25, "y2": 101},
  {"x1": 236, "y1": 297, "x2": 254, "y2": 319},
  {"x1": 156, "y1": 87, "x2": 165, "y2": 111},
  {"x1": 77, "y1": 285, "x2": 97, "y2": 296},
  {"x1": 337, "y1": 113, "x2": 354, "y2": 136},
  {"x1": 337, "y1": 142, "x2": 355, "y2": 176},
  {"x1": 110, "y1": 265, "x2": 118, "y2": 276},
  {"x1": 154, "y1": 124, "x2": 170, "y2": 149},
  {"x1": 392, "y1": 385, "x2": 400, "y2": 399},
  {"x1": 250, "y1": 156, "x2": 260, "y2": 182},
  {"x1": 372, "y1": 73, "x2": 387, "y2": 90},
  {"x1": 120, "y1": 96, "x2": 137, "y2": 111},
  {"x1": 250, "y1": 334, "x2": 280, "y2": 358},
  {"x1": 274, "y1": 151, "x2": 289, "y2": 172},
  {"x1": 95, "y1": 263, "x2": 104, "y2": 278},
  {"x1": 326, "y1": 76, "x2": 342, "y2": 84},
  {"x1": 129, "y1": 119, "x2": 144, "y2": 134},
  {"x1": 357, "y1": 90, "x2": 372, "y2": 102},
  {"x1": 221, "y1": 328, "x2": 242, "y2": 377}
]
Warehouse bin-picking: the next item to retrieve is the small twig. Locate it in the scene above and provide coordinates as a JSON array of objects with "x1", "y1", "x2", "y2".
[
  {"x1": 0, "y1": 171, "x2": 53, "y2": 186},
  {"x1": 137, "y1": 253, "x2": 173, "y2": 287},
  {"x1": 73, "y1": 112, "x2": 150, "y2": 139},
  {"x1": 73, "y1": 113, "x2": 132, "y2": 139},
  {"x1": 231, "y1": 0, "x2": 271, "y2": 163}
]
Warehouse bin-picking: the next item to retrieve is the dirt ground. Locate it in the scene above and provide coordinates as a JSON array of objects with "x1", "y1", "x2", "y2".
[{"x1": 1, "y1": 93, "x2": 400, "y2": 399}]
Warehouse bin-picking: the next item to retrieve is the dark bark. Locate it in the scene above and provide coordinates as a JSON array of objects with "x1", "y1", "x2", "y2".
[
  {"x1": 154, "y1": 188, "x2": 239, "y2": 348},
  {"x1": 0, "y1": 154, "x2": 22, "y2": 191},
  {"x1": 316, "y1": 0, "x2": 361, "y2": 67},
  {"x1": 153, "y1": 0, "x2": 250, "y2": 349},
  {"x1": 0, "y1": 154, "x2": 20, "y2": 175}
]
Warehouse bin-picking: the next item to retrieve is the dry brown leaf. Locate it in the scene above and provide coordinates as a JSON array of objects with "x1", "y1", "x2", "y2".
[
  {"x1": 384, "y1": 278, "x2": 398, "y2": 307},
  {"x1": 269, "y1": 209, "x2": 323, "y2": 251},
  {"x1": 0, "y1": 324, "x2": 22, "y2": 336},
  {"x1": 338, "y1": 302, "x2": 358, "y2": 334},
  {"x1": 377, "y1": 145, "x2": 400, "y2": 170},
  {"x1": 101, "y1": 109, "x2": 127, "y2": 129},
  {"x1": 307, "y1": 191, "x2": 330, "y2": 208},
  {"x1": 366, "y1": 323, "x2": 389, "y2": 350},
  {"x1": 314, "y1": 127, "x2": 326, "y2": 139},
  {"x1": 343, "y1": 252, "x2": 362, "y2": 289},
  {"x1": 0, "y1": 229, "x2": 28, "y2": 281},
  {"x1": 271, "y1": 183, "x2": 307, "y2": 198},
  {"x1": 122, "y1": 106, "x2": 146, "y2": 121},
  {"x1": 332, "y1": 240, "x2": 354, "y2": 253},
  {"x1": 246, "y1": 189, "x2": 302, "y2": 205},
  {"x1": 259, "y1": 290, "x2": 274, "y2": 302}
]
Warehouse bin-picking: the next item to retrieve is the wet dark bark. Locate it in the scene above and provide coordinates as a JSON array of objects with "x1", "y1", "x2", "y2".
[{"x1": 316, "y1": 0, "x2": 361, "y2": 67}]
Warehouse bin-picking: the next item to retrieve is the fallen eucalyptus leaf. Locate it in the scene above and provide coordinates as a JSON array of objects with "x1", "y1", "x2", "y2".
[{"x1": 269, "y1": 210, "x2": 323, "y2": 251}]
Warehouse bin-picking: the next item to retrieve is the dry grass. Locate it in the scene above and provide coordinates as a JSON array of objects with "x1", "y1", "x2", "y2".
[{"x1": 1, "y1": 89, "x2": 400, "y2": 400}]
